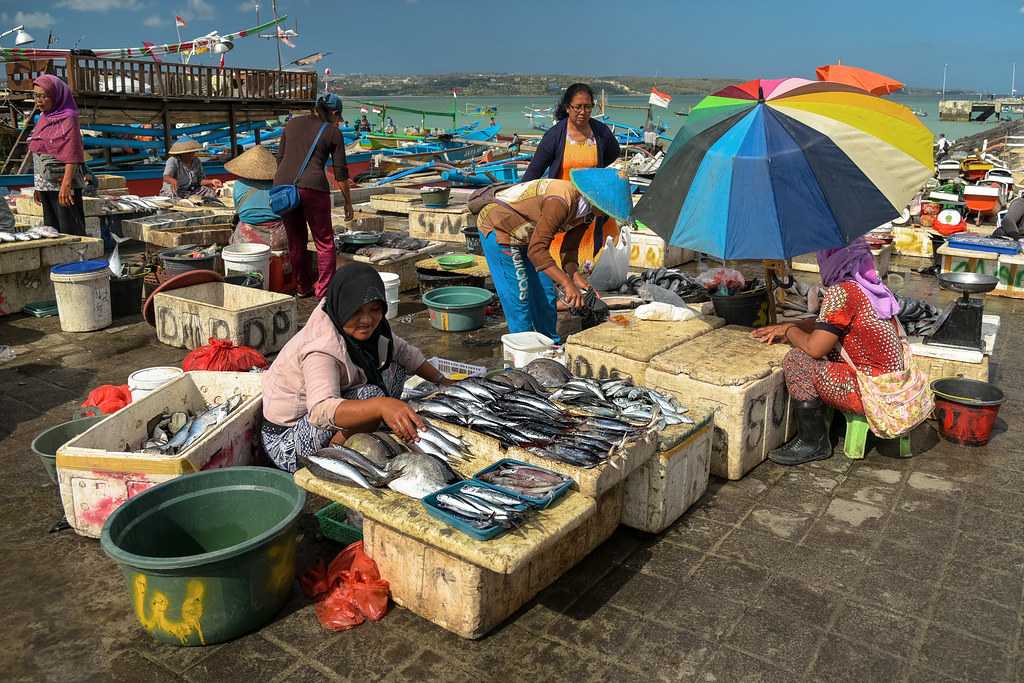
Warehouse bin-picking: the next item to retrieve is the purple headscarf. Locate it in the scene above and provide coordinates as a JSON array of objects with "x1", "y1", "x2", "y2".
[
  {"x1": 28, "y1": 75, "x2": 84, "y2": 163},
  {"x1": 816, "y1": 237, "x2": 899, "y2": 320}
]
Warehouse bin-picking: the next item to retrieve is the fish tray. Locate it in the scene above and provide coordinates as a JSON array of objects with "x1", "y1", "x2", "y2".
[
  {"x1": 472, "y1": 459, "x2": 574, "y2": 510},
  {"x1": 56, "y1": 371, "x2": 263, "y2": 538},
  {"x1": 408, "y1": 205, "x2": 475, "y2": 244},
  {"x1": 564, "y1": 313, "x2": 724, "y2": 383},
  {"x1": 294, "y1": 467, "x2": 622, "y2": 639},
  {"x1": 153, "y1": 282, "x2": 298, "y2": 355},
  {"x1": 621, "y1": 407, "x2": 715, "y2": 534},
  {"x1": 315, "y1": 503, "x2": 364, "y2": 546},
  {"x1": 646, "y1": 326, "x2": 794, "y2": 480},
  {"x1": 422, "y1": 480, "x2": 529, "y2": 541}
]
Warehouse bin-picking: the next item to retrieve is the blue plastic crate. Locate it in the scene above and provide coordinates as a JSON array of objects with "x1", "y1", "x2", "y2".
[
  {"x1": 946, "y1": 235, "x2": 1021, "y2": 256},
  {"x1": 472, "y1": 458, "x2": 574, "y2": 510},
  {"x1": 421, "y1": 480, "x2": 529, "y2": 541}
]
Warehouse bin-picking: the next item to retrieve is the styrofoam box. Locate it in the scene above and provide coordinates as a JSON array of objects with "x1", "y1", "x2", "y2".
[
  {"x1": 622, "y1": 409, "x2": 714, "y2": 534},
  {"x1": 154, "y1": 282, "x2": 298, "y2": 355},
  {"x1": 55, "y1": 371, "x2": 263, "y2": 538}
]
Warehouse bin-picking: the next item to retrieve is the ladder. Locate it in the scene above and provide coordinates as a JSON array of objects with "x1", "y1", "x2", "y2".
[{"x1": 1, "y1": 105, "x2": 39, "y2": 176}]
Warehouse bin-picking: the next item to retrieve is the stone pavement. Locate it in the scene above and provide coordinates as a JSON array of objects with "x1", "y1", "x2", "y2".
[{"x1": 3, "y1": 273, "x2": 1024, "y2": 682}]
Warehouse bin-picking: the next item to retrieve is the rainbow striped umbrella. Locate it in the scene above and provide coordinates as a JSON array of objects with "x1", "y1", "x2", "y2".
[{"x1": 633, "y1": 78, "x2": 934, "y2": 260}]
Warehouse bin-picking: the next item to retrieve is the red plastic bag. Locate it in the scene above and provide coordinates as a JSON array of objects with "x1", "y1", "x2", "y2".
[
  {"x1": 299, "y1": 541, "x2": 390, "y2": 631},
  {"x1": 182, "y1": 338, "x2": 268, "y2": 372},
  {"x1": 80, "y1": 384, "x2": 132, "y2": 415}
]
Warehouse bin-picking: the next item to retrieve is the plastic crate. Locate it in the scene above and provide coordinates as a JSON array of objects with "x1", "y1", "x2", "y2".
[
  {"x1": 421, "y1": 480, "x2": 527, "y2": 541},
  {"x1": 315, "y1": 502, "x2": 363, "y2": 545},
  {"x1": 427, "y1": 356, "x2": 487, "y2": 380},
  {"x1": 473, "y1": 459, "x2": 574, "y2": 509},
  {"x1": 23, "y1": 301, "x2": 59, "y2": 317}
]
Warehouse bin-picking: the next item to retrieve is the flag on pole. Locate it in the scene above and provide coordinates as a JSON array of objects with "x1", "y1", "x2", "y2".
[
  {"x1": 276, "y1": 26, "x2": 295, "y2": 48},
  {"x1": 360, "y1": 107, "x2": 368, "y2": 114},
  {"x1": 372, "y1": 107, "x2": 381, "y2": 114},
  {"x1": 649, "y1": 87, "x2": 672, "y2": 108},
  {"x1": 175, "y1": 16, "x2": 187, "y2": 28}
]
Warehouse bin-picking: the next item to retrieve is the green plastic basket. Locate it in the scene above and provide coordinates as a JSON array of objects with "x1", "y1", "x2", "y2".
[{"x1": 315, "y1": 503, "x2": 363, "y2": 546}]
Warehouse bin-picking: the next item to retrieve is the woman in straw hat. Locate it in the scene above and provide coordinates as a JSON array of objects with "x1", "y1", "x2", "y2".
[
  {"x1": 226, "y1": 144, "x2": 288, "y2": 250},
  {"x1": 160, "y1": 138, "x2": 222, "y2": 199}
]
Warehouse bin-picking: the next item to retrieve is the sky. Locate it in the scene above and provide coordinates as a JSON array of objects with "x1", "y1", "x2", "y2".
[{"x1": 0, "y1": 0, "x2": 1021, "y2": 93}]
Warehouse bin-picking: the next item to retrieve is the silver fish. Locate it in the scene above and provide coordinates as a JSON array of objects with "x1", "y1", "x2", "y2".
[
  {"x1": 387, "y1": 451, "x2": 459, "y2": 499},
  {"x1": 306, "y1": 454, "x2": 377, "y2": 491},
  {"x1": 180, "y1": 394, "x2": 243, "y2": 450},
  {"x1": 316, "y1": 446, "x2": 395, "y2": 487},
  {"x1": 459, "y1": 485, "x2": 527, "y2": 508}
]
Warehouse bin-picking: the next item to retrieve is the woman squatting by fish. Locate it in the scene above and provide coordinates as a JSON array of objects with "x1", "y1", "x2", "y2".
[{"x1": 260, "y1": 263, "x2": 450, "y2": 473}]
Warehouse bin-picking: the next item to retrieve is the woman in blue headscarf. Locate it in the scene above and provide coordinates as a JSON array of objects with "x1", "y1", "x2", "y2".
[{"x1": 752, "y1": 238, "x2": 903, "y2": 465}]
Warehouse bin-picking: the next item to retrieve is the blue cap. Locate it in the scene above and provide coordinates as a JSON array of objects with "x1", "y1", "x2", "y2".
[
  {"x1": 51, "y1": 259, "x2": 109, "y2": 275},
  {"x1": 570, "y1": 167, "x2": 633, "y2": 223},
  {"x1": 318, "y1": 93, "x2": 343, "y2": 114}
]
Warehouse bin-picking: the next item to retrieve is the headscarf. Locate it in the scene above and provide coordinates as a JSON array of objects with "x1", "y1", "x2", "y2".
[
  {"x1": 816, "y1": 237, "x2": 899, "y2": 320},
  {"x1": 28, "y1": 75, "x2": 84, "y2": 163},
  {"x1": 324, "y1": 263, "x2": 393, "y2": 392}
]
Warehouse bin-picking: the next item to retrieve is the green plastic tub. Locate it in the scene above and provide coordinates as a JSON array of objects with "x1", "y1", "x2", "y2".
[
  {"x1": 422, "y1": 285, "x2": 492, "y2": 332},
  {"x1": 100, "y1": 467, "x2": 305, "y2": 646},
  {"x1": 31, "y1": 415, "x2": 105, "y2": 484}
]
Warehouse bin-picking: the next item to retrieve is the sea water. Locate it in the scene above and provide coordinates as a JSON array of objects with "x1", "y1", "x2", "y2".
[{"x1": 354, "y1": 93, "x2": 1000, "y2": 142}]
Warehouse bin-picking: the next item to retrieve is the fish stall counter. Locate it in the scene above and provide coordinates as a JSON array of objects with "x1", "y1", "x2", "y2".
[{"x1": 293, "y1": 467, "x2": 621, "y2": 640}]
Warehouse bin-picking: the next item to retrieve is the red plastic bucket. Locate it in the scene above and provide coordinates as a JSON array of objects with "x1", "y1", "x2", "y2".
[{"x1": 931, "y1": 378, "x2": 1005, "y2": 446}]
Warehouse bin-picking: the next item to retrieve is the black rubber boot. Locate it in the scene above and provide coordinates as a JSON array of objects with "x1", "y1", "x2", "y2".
[{"x1": 769, "y1": 399, "x2": 832, "y2": 466}]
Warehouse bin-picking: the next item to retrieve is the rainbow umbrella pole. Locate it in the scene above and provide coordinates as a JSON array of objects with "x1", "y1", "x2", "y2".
[{"x1": 633, "y1": 78, "x2": 934, "y2": 261}]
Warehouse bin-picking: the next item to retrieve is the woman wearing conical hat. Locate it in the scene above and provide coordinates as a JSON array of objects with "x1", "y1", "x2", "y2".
[
  {"x1": 225, "y1": 145, "x2": 288, "y2": 250},
  {"x1": 160, "y1": 138, "x2": 222, "y2": 199}
]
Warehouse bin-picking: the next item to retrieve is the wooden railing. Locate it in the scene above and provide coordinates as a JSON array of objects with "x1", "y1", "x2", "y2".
[{"x1": 4, "y1": 55, "x2": 316, "y2": 102}]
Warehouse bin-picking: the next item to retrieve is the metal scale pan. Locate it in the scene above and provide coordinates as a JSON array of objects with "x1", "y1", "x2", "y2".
[{"x1": 924, "y1": 272, "x2": 997, "y2": 352}]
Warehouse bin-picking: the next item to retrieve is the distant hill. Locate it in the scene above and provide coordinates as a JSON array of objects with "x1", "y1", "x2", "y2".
[{"x1": 324, "y1": 73, "x2": 743, "y2": 97}]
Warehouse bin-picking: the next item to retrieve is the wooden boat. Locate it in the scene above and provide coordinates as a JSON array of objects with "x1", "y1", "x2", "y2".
[
  {"x1": 961, "y1": 156, "x2": 995, "y2": 182},
  {"x1": 963, "y1": 184, "x2": 1002, "y2": 225},
  {"x1": 936, "y1": 159, "x2": 962, "y2": 181}
]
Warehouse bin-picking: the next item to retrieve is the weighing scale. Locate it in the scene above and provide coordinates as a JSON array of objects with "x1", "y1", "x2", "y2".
[{"x1": 923, "y1": 272, "x2": 998, "y2": 353}]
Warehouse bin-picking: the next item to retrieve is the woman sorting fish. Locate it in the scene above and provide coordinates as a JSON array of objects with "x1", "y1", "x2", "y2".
[
  {"x1": 261, "y1": 263, "x2": 450, "y2": 473},
  {"x1": 752, "y1": 239, "x2": 906, "y2": 466},
  {"x1": 476, "y1": 167, "x2": 632, "y2": 342},
  {"x1": 160, "y1": 139, "x2": 222, "y2": 199}
]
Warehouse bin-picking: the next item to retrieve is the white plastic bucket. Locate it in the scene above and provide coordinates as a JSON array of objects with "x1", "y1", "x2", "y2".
[
  {"x1": 50, "y1": 260, "x2": 112, "y2": 332},
  {"x1": 222, "y1": 243, "x2": 271, "y2": 290},
  {"x1": 128, "y1": 366, "x2": 184, "y2": 402},
  {"x1": 380, "y1": 272, "x2": 401, "y2": 320},
  {"x1": 501, "y1": 332, "x2": 557, "y2": 368}
]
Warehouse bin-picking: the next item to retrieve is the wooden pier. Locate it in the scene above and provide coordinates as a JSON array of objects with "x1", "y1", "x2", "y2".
[{"x1": 939, "y1": 97, "x2": 1024, "y2": 122}]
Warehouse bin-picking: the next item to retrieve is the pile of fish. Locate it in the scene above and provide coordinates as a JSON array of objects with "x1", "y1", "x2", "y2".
[
  {"x1": 776, "y1": 278, "x2": 826, "y2": 317},
  {"x1": 301, "y1": 424, "x2": 470, "y2": 499},
  {"x1": 431, "y1": 483, "x2": 528, "y2": 531},
  {"x1": 142, "y1": 395, "x2": 243, "y2": 455},
  {"x1": 896, "y1": 295, "x2": 941, "y2": 337},
  {"x1": 551, "y1": 377, "x2": 693, "y2": 427},
  {"x1": 618, "y1": 268, "x2": 710, "y2": 303},
  {"x1": 0, "y1": 226, "x2": 61, "y2": 242},
  {"x1": 412, "y1": 362, "x2": 687, "y2": 468},
  {"x1": 335, "y1": 231, "x2": 432, "y2": 263},
  {"x1": 476, "y1": 462, "x2": 572, "y2": 499}
]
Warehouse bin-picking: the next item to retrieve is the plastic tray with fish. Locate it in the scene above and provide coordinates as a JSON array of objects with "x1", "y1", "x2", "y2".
[
  {"x1": 421, "y1": 480, "x2": 530, "y2": 541},
  {"x1": 472, "y1": 458, "x2": 574, "y2": 510}
]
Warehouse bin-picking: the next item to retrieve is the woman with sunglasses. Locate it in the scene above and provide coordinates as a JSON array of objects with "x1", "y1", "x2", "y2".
[{"x1": 522, "y1": 83, "x2": 621, "y2": 270}]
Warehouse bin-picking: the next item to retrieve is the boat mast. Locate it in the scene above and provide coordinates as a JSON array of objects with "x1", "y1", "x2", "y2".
[
  {"x1": 941, "y1": 63, "x2": 948, "y2": 101},
  {"x1": 1013, "y1": 63, "x2": 1017, "y2": 98}
]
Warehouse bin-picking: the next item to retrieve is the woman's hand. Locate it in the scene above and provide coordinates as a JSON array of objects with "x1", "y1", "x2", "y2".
[
  {"x1": 572, "y1": 271, "x2": 592, "y2": 293},
  {"x1": 751, "y1": 323, "x2": 792, "y2": 344},
  {"x1": 377, "y1": 398, "x2": 425, "y2": 443},
  {"x1": 205, "y1": 178, "x2": 223, "y2": 189},
  {"x1": 58, "y1": 181, "x2": 74, "y2": 208},
  {"x1": 561, "y1": 281, "x2": 585, "y2": 309}
]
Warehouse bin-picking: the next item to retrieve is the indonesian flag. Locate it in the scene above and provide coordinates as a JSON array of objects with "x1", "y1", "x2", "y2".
[
  {"x1": 649, "y1": 87, "x2": 672, "y2": 108},
  {"x1": 360, "y1": 107, "x2": 368, "y2": 114},
  {"x1": 175, "y1": 15, "x2": 187, "y2": 28},
  {"x1": 324, "y1": 67, "x2": 331, "y2": 77},
  {"x1": 276, "y1": 26, "x2": 295, "y2": 48},
  {"x1": 372, "y1": 108, "x2": 382, "y2": 114}
]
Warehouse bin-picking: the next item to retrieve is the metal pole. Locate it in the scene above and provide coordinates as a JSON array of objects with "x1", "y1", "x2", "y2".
[
  {"x1": 273, "y1": 0, "x2": 282, "y2": 73},
  {"x1": 941, "y1": 64, "x2": 948, "y2": 101}
]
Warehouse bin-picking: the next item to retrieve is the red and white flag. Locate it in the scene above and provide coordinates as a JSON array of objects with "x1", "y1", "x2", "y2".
[
  {"x1": 359, "y1": 107, "x2": 368, "y2": 114},
  {"x1": 371, "y1": 107, "x2": 382, "y2": 114},
  {"x1": 324, "y1": 67, "x2": 331, "y2": 77},
  {"x1": 649, "y1": 87, "x2": 672, "y2": 108},
  {"x1": 175, "y1": 15, "x2": 187, "y2": 28}
]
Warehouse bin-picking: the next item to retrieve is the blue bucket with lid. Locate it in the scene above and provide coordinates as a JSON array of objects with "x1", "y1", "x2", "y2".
[{"x1": 50, "y1": 259, "x2": 112, "y2": 332}]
